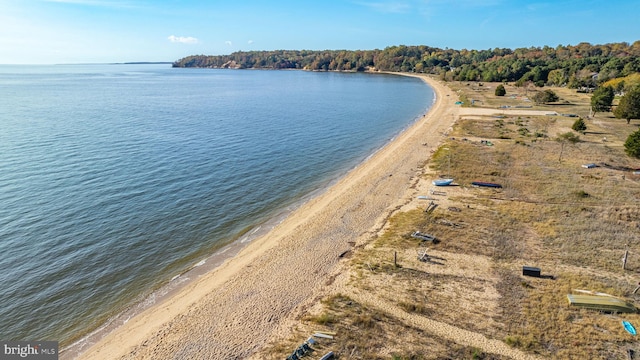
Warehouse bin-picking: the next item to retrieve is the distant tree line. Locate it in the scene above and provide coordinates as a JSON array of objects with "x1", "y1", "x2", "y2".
[{"x1": 173, "y1": 42, "x2": 640, "y2": 89}]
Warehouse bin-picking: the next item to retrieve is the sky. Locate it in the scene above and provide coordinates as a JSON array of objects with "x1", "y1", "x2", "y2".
[{"x1": 1, "y1": 0, "x2": 639, "y2": 64}]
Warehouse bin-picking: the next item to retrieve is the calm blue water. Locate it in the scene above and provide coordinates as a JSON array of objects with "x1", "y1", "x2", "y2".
[{"x1": 0, "y1": 64, "x2": 434, "y2": 345}]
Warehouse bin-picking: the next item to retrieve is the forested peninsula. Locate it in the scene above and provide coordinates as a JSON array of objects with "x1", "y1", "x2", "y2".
[{"x1": 173, "y1": 42, "x2": 640, "y2": 90}]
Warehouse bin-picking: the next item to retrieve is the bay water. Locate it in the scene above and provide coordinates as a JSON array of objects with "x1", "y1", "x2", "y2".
[{"x1": 0, "y1": 64, "x2": 434, "y2": 345}]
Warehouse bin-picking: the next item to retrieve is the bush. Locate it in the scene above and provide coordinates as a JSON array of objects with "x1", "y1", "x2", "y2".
[
  {"x1": 575, "y1": 190, "x2": 590, "y2": 198},
  {"x1": 495, "y1": 84, "x2": 506, "y2": 96},
  {"x1": 571, "y1": 118, "x2": 587, "y2": 133},
  {"x1": 558, "y1": 131, "x2": 581, "y2": 144},
  {"x1": 533, "y1": 89, "x2": 559, "y2": 104},
  {"x1": 624, "y1": 129, "x2": 640, "y2": 158}
]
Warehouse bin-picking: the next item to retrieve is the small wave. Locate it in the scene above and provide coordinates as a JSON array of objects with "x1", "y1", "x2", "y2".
[
  {"x1": 249, "y1": 226, "x2": 261, "y2": 235},
  {"x1": 3, "y1": 66, "x2": 435, "y2": 348},
  {"x1": 194, "y1": 260, "x2": 206, "y2": 267}
]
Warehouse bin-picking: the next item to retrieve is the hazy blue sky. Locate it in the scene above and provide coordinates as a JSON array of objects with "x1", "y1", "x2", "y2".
[{"x1": 2, "y1": 0, "x2": 639, "y2": 64}]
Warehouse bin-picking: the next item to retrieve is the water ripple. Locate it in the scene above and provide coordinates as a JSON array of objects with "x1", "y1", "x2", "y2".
[{"x1": 0, "y1": 64, "x2": 434, "y2": 344}]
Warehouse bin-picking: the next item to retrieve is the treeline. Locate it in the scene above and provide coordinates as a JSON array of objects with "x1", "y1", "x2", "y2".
[{"x1": 173, "y1": 42, "x2": 640, "y2": 88}]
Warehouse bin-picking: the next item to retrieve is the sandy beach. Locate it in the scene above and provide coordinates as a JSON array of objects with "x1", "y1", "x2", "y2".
[{"x1": 72, "y1": 74, "x2": 460, "y2": 359}]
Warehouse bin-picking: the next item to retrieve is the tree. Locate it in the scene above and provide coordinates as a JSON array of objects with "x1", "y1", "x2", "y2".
[
  {"x1": 556, "y1": 132, "x2": 581, "y2": 162},
  {"x1": 590, "y1": 86, "x2": 615, "y2": 116},
  {"x1": 495, "y1": 84, "x2": 506, "y2": 96},
  {"x1": 572, "y1": 118, "x2": 587, "y2": 133},
  {"x1": 547, "y1": 69, "x2": 568, "y2": 86},
  {"x1": 532, "y1": 89, "x2": 559, "y2": 104},
  {"x1": 614, "y1": 85, "x2": 640, "y2": 124},
  {"x1": 624, "y1": 129, "x2": 640, "y2": 158}
]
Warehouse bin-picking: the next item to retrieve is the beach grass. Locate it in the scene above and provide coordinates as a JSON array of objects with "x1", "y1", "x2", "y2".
[
  {"x1": 265, "y1": 293, "x2": 508, "y2": 360},
  {"x1": 261, "y1": 79, "x2": 640, "y2": 359},
  {"x1": 69, "y1": 72, "x2": 640, "y2": 360}
]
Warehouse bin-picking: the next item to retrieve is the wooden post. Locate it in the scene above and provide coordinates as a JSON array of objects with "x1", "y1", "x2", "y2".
[
  {"x1": 623, "y1": 250, "x2": 629, "y2": 270},
  {"x1": 394, "y1": 251, "x2": 397, "y2": 268}
]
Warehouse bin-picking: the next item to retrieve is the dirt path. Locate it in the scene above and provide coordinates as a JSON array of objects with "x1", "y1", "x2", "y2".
[
  {"x1": 348, "y1": 290, "x2": 544, "y2": 360},
  {"x1": 457, "y1": 108, "x2": 556, "y2": 117}
]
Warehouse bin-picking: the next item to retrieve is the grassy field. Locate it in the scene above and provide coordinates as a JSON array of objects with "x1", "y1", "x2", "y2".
[{"x1": 261, "y1": 80, "x2": 640, "y2": 360}]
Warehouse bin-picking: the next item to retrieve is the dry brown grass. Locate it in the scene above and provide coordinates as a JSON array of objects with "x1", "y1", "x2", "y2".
[
  {"x1": 444, "y1": 83, "x2": 640, "y2": 359},
  {"x1": 262, "y1": 81, "x2": 640, "y2": 359},
  {"x1": 262, "y1": 293, "x2": 508, "y2": 360}
]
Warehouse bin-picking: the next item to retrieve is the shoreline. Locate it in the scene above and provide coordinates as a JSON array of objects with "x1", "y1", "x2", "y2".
[
  {"x1": 68, "y1": 73, "x2": 458, "y2": 359},
  {"x1": 61, "y1": 71, "x2": 434, "y2": 358}
]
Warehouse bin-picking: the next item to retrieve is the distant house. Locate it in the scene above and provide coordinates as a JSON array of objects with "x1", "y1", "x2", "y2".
[{"x1": 577, "y1": 86, "x2": 595, "y2": 93}]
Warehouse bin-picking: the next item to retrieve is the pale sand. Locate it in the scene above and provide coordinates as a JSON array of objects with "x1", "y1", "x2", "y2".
[{"x1": 73, "y1": 74, "x2": 461, "y2": 360}]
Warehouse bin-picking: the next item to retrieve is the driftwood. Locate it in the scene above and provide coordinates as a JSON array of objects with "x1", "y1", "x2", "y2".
[
  {"x1": 416, "y1": 245, "x2": 446, "y2": 265},
  {"x1": 436, "y1": 219, "x2": 465, "y2": 228},
  {"x1": 417, "y1": 247, "x2": 430, "y2": 262},
  {"x1": 411, "y1": 231, "x2": 436, "y2": 242},
  {"x1": 425, "y1": 201, "x2": 438, "y2": 213},
  {"x1": 417, "y1": 195, "x2": 436, "y2": 200}
]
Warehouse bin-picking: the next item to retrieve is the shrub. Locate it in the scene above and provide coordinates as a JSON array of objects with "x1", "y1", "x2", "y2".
[
  {"x1": 575, "y1": 190, "x2": 590, "y2": 198},
  {"x1": 495, "y1": 84, "x2": 506, "y2": 96},
  {"x1": 571, "y1": 118, "x2": 587, "y2": 133},
  {"x1": 624, "y1": 129, "x2": 640, "y2": 158},
  {"x1": 533, "y1": 89, "x2": 559, "y2": 104}
]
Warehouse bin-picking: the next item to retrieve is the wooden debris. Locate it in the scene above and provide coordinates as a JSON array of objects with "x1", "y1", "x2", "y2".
[
  {"x1": 313, "y1": 330, "x2": 337, "y2": 336},
  {"x1": 411, "y1": 231, "x2": 436, "y2": 242},
  {"x1": 417, "y1": 195, "x2": 435, "y2": 200},
  {"x1": 435, "y1": 219, "x2": 464, "y2": 228},
  {"x1": 417, "y1": 247, "x2": 430, "y2": 262},
  {"x1": 320, "y1": 351, "x2": 335, "y2": 360}
]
